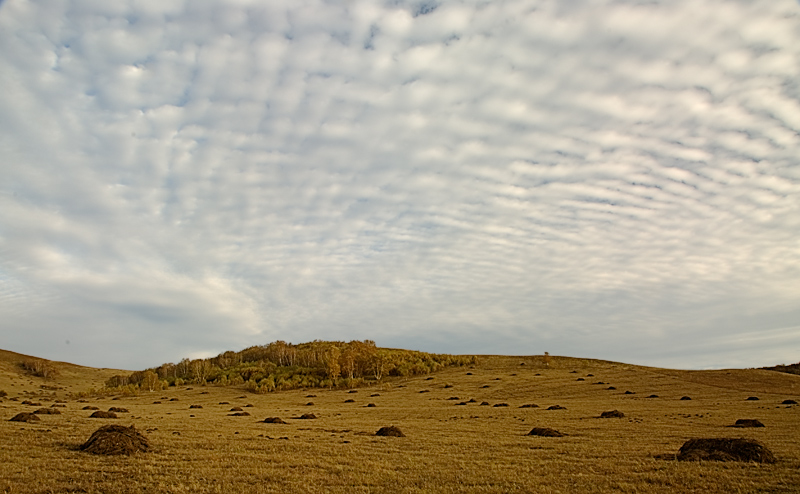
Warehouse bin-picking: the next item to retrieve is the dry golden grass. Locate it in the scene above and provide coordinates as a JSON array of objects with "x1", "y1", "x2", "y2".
[{"x1": 2, "y1": 354, "x2": 799, "y2": 493}]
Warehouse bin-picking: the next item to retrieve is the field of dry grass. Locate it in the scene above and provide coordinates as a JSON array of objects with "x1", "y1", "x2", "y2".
[{"x1": 2, "y1": 353, "x2": 799, "y2": 493}]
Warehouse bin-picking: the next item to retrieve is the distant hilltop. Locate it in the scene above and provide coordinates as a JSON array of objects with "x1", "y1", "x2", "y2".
[{"x1": 761, "y1": 362, "x2": 800, "y2": 376}]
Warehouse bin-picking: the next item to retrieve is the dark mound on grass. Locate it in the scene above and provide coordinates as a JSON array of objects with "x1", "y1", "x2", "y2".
[
  {"x1": 527, "y1": 427, "x2": 565, "y2": 437},
  {"x1": 370, "y1": 393, "x2": 380, "y2": 397},
  {"x1": 547, "y1": 405, "x2": 566, "y2": 410},
  {"x1": 298, "y1": 413, "x2": 317, "y2": 420},
  {"x1": 262, "y1": 417, "x2": 287, "y2": 424},
  {"x1": 782, "y1": 399, "x2": 798, "y2": 405},
  {"x1": 647, "y1": 395, "x2": 659, "y2": 398},
  {"x1": 493, "y1": 403, "x2": 509, "y2": 407},
  {"x1": 82, "y1": 406, "x2": 99, "y2": 410},
  {"x1": 680, "y1": 396, "x2": 692, "y2": 400},
  {"x1": 33, "y1": 408, "x2": 60, "y2": 415},
  {"x1": 80, "y1": 425, "x2": 149, "y2": 456},
  {"x1": 90, "y1": 411, "x2": 118, "y2": 418},
  {"x1": 344, "y1": 399, "x2": 355, "y2": 403},
  {"x1": 10, "y1": 412, "x2": 40, "y2": 422},
  {"x1": 376, "y1": 426, "x2": 405, "y2": 437},
  {"x1": 108, "y1": 407, "x2": 129, "y2": 413},
  {"x1": 480, "y1": 402, "x2": 490, "y2": 406},
  {"x1": 366, "y1": 403, "x2": 376, "y2": 407},
  {"x1": 746, "y1": 396, "x2": 759, "y2": 401},
  {"x1": 230, "y1": 407, "x2": 243, "y2": 411},
  {"x1": 189, "y1": 405, "x2": 203, "y2": 409},
  {"x1": 305, "y1": 402, "x2": 314, "y2": 406},
  {"x1": 520, "y1": 404, "x2": 539, "y2": 408},
  {"x1": 600, "y1": 410, "x2": 625, "y2": 418},
  {"x1": 677, "y1": 438, "x2": 775, "y2": 463},
  {"x1": 228, "y1": 412, "x2": 250, "y2": 416},
  {"x1": 730, "y1": 419, "x2": 765, "y2": 428}
]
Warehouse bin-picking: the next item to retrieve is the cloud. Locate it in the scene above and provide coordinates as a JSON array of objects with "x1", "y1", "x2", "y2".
[{"x1": 0, "y1": 0, "x2": 798, "y2": 369}]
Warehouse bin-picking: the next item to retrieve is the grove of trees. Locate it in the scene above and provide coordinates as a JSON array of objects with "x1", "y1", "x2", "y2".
[{"x1": 105, "y1": 340, "x2": 477, "y2": 393}]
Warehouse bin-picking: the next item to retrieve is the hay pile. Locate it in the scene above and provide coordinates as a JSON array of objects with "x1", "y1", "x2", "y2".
[
  {"x1": 80, "y1": 425, "x2": 149, "y2": 456},
  {"x1": 376, "y1": 426, "x2": 405, "y2": 437},
  {"x1": 527, "y1": 427, "x2": 565, "y2": 437},
  {"x1": 298, "y1": 413, "x2": 317, "y2": 419},
  {"x1": 9, "y1": 412, "x2": 40, "y2": 422},
  {"x1": 730, "y1": 419, "x2": 765, "y2": 428},
  {"x1": 90, "y1": 411, "x2": 118, "y2": 418},
  {"x1": 677, "y1": 438, "x2": 775, "y2": 463},
  {"x1": 262, "y1": 417, "x2": 287, "y2": 424},
  {"x1": 600, "y1": 410, "x2": 625, "y2": 418},
  {"x1": 108, "y1": 407, "x2": 129, "y2": 413},
  {"x1": 547, "y1": 405, "x2": 566, "y2": 410}
]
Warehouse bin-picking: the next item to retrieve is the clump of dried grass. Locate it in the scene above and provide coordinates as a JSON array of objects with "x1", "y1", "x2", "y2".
[
  {"x1": 677, "y1": 438, "x2": 775, "y2": 463},
  {"x1": 80, "y1": 425, "x2": 149, "y2": 456},
  {"x1": 376, "y1": 426, "x2": 405, "y2": 437},
  {"x1": 527, "y1": 427, "x2": 565, "y2": 437},
  {"x1": 9, "y1": 412, "x2": 40, "y2": 422}
]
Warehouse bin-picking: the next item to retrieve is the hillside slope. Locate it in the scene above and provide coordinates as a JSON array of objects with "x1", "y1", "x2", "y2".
[{"x1": 0, "y1": 349, "x2": 128, "y2": 397}]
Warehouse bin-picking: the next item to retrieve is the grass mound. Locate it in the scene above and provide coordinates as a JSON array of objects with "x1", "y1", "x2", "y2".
[
  {"x1": 376, "y1": 426, "x2": 405, "y2": 437},
  {"x1": 527, "y1": 427, "x2": 565, "y2": 437},
  {"x1": 730, "y1": 419, "x2": 765, "y2": 428},
  {"x1": 600, "y1": 410, "x2": 625, "y2": 418},
  {"x1": 108, "y1": 407, "x2": 129, "y2": 413},
  {"x1": 677, "y1": 438, "x2": 775, "y2": 463},
  {"x1": 9, "y1": 412, "x2": 40, "y2": 422},
  {"x1": 298, "y1": 413, "x2": 317, "y2": 419},
  {"x1": 80, "y1": 425, "x2": 149, "y2": 456},
  {"x1": 90, "y1": 411, "x2": 118, "y2": 419},
  {"x1": 33, "y1": 408, "x2": 61, "y2": 415},
  {"x1": 228, "y1": 411, "x2": 250, "y2": 416},
  {"x1": 782, "y1": 399, "x2": 797, "y2": 405},
  {"x1": 262, "y1": 417, "x2": 287, "y2": 424}
]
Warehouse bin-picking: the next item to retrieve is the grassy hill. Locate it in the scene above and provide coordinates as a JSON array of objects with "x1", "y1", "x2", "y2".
[
  {"x1": 0, "y1": 348, "x2": 128, "y2": 398},
  {"x1": 2, "y1": 348, "x2": 799, "y2": 493}
]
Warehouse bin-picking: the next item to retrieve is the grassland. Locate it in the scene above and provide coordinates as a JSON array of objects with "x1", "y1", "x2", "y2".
[{"x1": 2, "y1": 351, "x2": 799, "y2": 493}]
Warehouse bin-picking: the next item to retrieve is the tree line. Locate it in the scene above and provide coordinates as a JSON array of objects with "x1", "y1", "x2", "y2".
[{"x1": 105, "y1": 340, "x2": 477, "y2": 394}]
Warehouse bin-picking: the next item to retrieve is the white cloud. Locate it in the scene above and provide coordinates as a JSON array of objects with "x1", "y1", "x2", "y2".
[{"x1": 0, "y1": 0, "x2": 798, "y2": 369}]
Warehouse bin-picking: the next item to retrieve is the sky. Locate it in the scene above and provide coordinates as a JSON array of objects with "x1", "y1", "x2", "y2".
[{"x1": 1, "y1": 0, "x2": 799, "y2": 371}]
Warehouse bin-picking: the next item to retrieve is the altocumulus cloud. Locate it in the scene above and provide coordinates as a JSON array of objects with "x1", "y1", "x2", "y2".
[{"x1": 0, "y1": 0, "x2": 798, "y2": 369}]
